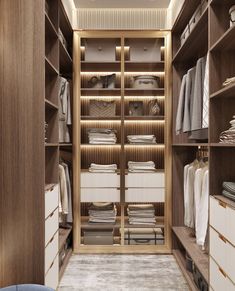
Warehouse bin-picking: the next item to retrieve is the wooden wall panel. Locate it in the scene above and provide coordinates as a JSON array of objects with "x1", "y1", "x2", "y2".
[{"x1": 0, "y1": 0, "x2": 44, "y2": 287}]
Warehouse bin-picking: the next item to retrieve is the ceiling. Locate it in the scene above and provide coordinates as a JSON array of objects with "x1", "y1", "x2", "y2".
[{"x1": 74, "y1": 0, "x2": 171, "y2": 9}]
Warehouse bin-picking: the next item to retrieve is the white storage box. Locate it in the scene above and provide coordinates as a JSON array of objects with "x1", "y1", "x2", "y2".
[
  {"x1": 126, "y1": 172, "x2": 165, "y2": 188},
  {"x1": 125, "y1": 188, "x2": 165, "y2": 203},
  {"x1": 81, "y1": 188, "x2": 120, "y2": 202},
  {"x1": 129, "y1": 39, "x2": 162, "y2": 62},
  {"x1": 81, "y1": 172, "x2": 120, "y2": 188},
  {"x1": 85, "y1": 39, "x2": 116, "y2": 62},
  {"x1": 130, "y1": 75, "x2": 160, "y2": 89}
]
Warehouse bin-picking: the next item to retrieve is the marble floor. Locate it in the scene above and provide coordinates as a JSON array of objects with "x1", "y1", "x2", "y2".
[{"x1": 59, "y1": 254, "x2": 189, "y2": 291}]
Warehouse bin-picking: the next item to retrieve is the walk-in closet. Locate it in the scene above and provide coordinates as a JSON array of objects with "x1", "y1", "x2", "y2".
[{"x1": 1, "y1": 0, "x2": 235, "y2": 290}]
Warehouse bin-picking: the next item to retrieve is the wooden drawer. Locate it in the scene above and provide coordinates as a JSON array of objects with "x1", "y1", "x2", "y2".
[
  {"x1": 210, "y1": 227, "x2": 235, "y2": 284},
  {"x1": 210, "y1": 196, "x2": 235, "y2": 245},
  {"x1": 45, "y1": 184, "x2": 59, "y2": 219},
  {"x1": 45, "y1": 255, "x2": 59, "y2": 290},
  {"x1": 210, "y1": 257, "x2": 235, "y2": 291},
  {"x1": 81, "y1": 172, "x2": 120, "y2": 188},
  {"x1": 125, "y1": 188, "x2": 165, "y2": 203},
  {"x1": 81, "y1": 188, "x2": 120, "y2": 202},
  {"x1": 45, "y1": 207, "x2": 58, "y2": 246},
  {"x1": 125, "y1": 172, "x2": 164, "y2": 188},
  {"x1": 45, "y1": 230, "x2": 58, "y2": 274}
]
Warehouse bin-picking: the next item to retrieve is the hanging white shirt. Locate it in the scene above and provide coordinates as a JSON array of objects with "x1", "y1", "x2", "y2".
[{"x1": 196, "y1": 169, "x2": 209, "y2": 246}]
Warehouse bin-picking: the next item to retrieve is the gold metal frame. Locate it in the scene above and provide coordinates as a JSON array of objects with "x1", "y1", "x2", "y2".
[{"x1": 73, "y1": 30, "x2": 172, "y2": 254}]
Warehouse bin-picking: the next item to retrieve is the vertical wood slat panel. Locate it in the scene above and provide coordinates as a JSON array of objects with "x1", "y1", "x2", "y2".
[
  {"x1": 0, "y1": 0, "x2": 44, "y2": 286},
  {"x1": 75, "y1": 9, "x2": 168, "y2": 30}
]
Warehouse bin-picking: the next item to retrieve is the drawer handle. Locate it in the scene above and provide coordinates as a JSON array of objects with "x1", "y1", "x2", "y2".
[
  {"x1": 49, "y1": 234, "x2": 55, "y2": 244},
  {"x1": 49, "y1": 260, "x2": 54, "y2": 270},
  {"x1": 219, "y1": 201, "x2": 227, "y2": 208},
  {"x1": 49, "y1": 209, "x2": 56, "y2": 217},
  {"x1": 219, "y1": 234, "x2": 227, "y2": 243},
  {"x1": 219, "y1": 267, "x2": 227, "y2": 278}
]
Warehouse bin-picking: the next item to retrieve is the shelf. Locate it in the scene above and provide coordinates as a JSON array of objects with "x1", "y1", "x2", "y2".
[
  {"x1": 45, "y1": 12, "x2": 58, "y2": 38},
  {"x1": 59, "y1": 226, "x2": 73, "y2": 251},
  {"x1": 45, "y1": 143, "x2": 59, "y2": 147},
  {"x1": 210, "y1": 25, "x2": 235, "y2": 51},
  {"x1": 124, "y1": 88, "x2": 164, "y2": 96},
  {"x1": 172, "y1": 143, "x2": 209, "y2": 147},
  {"x1": 45, "y1": 57, "x2": 59, "y2": 75},
  {"x1": 173, "y1": 250, "x2": 198, "y2": 291},
  {"x1": 172, "y1": 226, "x2": 209, "y2": 283},
  {"x1": 125, "y1": 116, "x2": 165, "y2": 120},
  {"x1": 125, "y1": 144, "x2": 165, "y2": 147},
  {"x1": 81, "y1": 88, "x2": 121, "y2": 96},
  {"x1": 45, "y1": 99, "x2": 58, "y2": 110},
  {"x1": 81, "y1": 217, "x2": 121, "y2": 229},
  {"x1": 173, "y1": 8, "x2": 208, "y2": 64},
  {"x1": 81, "y1": 61, "x2": 121, "y2": 72},
  {"x1": 210, "y1": 83, "x2": 235, "y2": 99},
  {"x1": 125, "y1": 61, "x2": 165, "y2": 72},
  {"x1": 125, "y1": 216, "x2": 164, "y2": 229},
  {"x1": 81, "y1": 116, "x2": 121, "y2": 121},
  {"x1": 59, "y1": 0, "x2": 73, "y2": 43},
  {"x1": 81, "y1": 144, "x2": 121, "y2": 147},
  {"x1": 210, "y1": 143, "x2": 235, "y2": 147},
  {"x1": 59, "y1": 248, "x2": 73, "y2": 280},
  {"x1": 59, "y1": 143, "x2": 73, "y2": 148},
  {"x1": 214, "y1": 195, "x2": 235, "y2": 210},
  {"x1": 172, "y1": 0, "x2": 202, "y2": 33}
]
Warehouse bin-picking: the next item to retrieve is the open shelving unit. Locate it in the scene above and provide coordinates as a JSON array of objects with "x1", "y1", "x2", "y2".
[
  {"x1": 44, "y1": 0, "x2": 73, "y2": 287},
  {"x1": 73, "y1": 30, "x2": 172, "y2": 253},
  {"x1": 171, "y1": 1, "x2": 210, "y2": 290}
]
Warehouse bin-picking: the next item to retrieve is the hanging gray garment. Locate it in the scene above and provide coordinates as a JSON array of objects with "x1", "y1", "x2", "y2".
[
  {"x1": 62, "y1": 162, "x2": 73, "y2": 223},
  {"x1": 191, "y1": 57, "x2": 206, "y2": 131},
  {"x1": 175, "y1": 74, "x2": 187, "y2": 135},
  {"x1": 183, "y1": 67, "x2": 196, "y2": 133},
  {"x1": 202, "y1": 54, "x2": 209, "y2": 128},
  {"x1": 59, "y1": 77, "x2": 71, "y2": 143}
]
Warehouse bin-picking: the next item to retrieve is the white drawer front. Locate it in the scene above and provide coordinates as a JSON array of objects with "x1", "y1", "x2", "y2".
[
  {"x1": 210, "y1": 196, "x2": 235, "y2": 246},
  {"x1": 45, "y1": 231, "x2": 58, "y2": 274},
  {"x1": 45, "y1": 208, "x2": 58, "y2": 246},
  {"x1": 81, "y1": 188, "x2": 120, "y2": 202},
  {"x1": 210, "y1": 257, "x2": 235, "y2": 291},
  {"x1": 45, "y1": 184, "x2": 59, "y2": 219},
  {"x1": 210, "y1": 227, "x2": 235, "y2": 283},
  {"x1": 125, "y1": 188, "x2": 165, "y2": 203},
  {"x1": 126, "y1": 172, "x2": 165, "y2": 188},
  {"x1": 81, "y1": 172, "x2": 120, "y2": 188},
  {"x1": 45, "y1": 255, "x2": 59, "y2": 290}
]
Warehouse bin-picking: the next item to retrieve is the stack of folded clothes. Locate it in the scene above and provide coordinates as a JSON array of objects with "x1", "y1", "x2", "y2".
[
  {"x1": 127, "y1": 135, "x2": 156, "y2": 144},
  {"x1": 222, "y1": 182, "x2": 235, "y2": 202},
  {"x1": 89, "y1": 163, "x2": 117, "y2": 173},
  {"x1": 128, "y1": 161, "x2": 156, "y2": 172},
  {"x1": 219, "y1": 116, "x2": 235, "y2": 144},
  {"x1": 87, "y1": 128, "x2": 117, "y2": 144},
  {"x1": 127, "y1": 204, "x2": 156, "y2": 225},
  {"x1": 88, "y1": 203, "x2": 117, "y2": 224}
]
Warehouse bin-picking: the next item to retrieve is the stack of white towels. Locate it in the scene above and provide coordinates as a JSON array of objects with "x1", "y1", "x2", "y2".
[
  {"x1": 128, "y1": 161, "x2": 156, "y2": 172},
  {"x1": 89, "y1": 163, "x2": 117, "y2": 173},
  {"x1": 88, "y1": 203, "x2": 117, "y2": 224},
  {"x1": 219, "y1": 116, "x2": 235, "y2": 144},
  {"x1": 127, "y1": 135, "x2": 156, "y2": 144},
  {"x1": 87, "y1": 128, "x2": 117, "y2": 144},
  {"x1": 127, "y1": 204, "x2": 156, "y2": 225}
]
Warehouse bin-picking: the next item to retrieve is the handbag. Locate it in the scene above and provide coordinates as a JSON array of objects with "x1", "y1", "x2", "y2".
[
  {"x1": 147, "y1": 99, "x2": 161, "y2": 116},
  {"x1": 129, "y1": 101, "x2": 143, "y2": 116},
  {"x1": 89, "y1": 100, "x2": 116, "y2": 117},
  {"x1": 88, "y1": 74, "x2": 116, "y2": 89}
]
